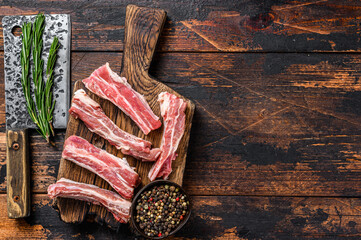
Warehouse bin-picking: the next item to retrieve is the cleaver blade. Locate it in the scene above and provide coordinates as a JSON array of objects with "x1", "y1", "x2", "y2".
[{"x1": 2, "y1": 14, "x2": 71, "y2": 218}]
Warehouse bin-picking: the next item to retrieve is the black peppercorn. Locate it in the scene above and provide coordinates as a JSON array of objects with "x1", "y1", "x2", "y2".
[{"x1": 134, "y1": 183, "x2": 189, "y2": 238}]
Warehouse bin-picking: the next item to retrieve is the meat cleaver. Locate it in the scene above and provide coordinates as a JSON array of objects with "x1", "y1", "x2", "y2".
[{"x1": 2, "y1": 14, "x2": 71, "y2": 218}]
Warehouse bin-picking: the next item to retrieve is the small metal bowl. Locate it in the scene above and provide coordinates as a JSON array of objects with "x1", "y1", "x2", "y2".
[{"x1": 130, "y1": 180, "x2": 191, "y2": 239}]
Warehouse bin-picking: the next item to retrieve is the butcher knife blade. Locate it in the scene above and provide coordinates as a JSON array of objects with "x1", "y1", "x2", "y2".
[{"x1": 2, "y1": 14, "x2": 71, "y2": 218}]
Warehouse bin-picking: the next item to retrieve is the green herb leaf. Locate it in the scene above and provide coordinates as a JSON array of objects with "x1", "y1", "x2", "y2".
[{"x1": 20, "y1": 13, "x2": 58, "y2": 145}]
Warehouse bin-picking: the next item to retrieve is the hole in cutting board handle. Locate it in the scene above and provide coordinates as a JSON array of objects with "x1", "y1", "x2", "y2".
[{"x1": 11, "y1": 25, "x2": 22, "y2": 37}]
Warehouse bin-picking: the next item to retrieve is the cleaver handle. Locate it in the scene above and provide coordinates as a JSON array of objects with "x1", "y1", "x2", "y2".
[
  {"x1": 122, "y1": 5, "x2": 166, "y2": 77},
  {"x1": 6, "y1": 129, "x2": 30, "y2": 218}
]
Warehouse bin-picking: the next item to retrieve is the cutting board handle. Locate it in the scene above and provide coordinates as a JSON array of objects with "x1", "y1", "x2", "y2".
[
  {"x1": 122, "y1": 5, "x2": 167, "y2": 77},
  {"x1": 6, "y1": 129, "x2": 30, "y2": 218}
]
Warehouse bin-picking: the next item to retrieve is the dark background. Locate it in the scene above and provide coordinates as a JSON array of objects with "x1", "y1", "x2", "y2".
[{"x1": 1, "y1": 0, "x2": 361, "y2": 239}]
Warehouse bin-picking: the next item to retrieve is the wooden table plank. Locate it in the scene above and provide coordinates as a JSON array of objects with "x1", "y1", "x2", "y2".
[
  {"x1": 1, "y1": 0, "x2": 361, "y2": 52},
  {"x1": 1, "y1": 52, "x2": 361, "y2": 197},
  {"x1": 0, "y1": 194, "x2": 360, "y2": 239},
  {"x1": 0, "y1": 1, "x2": 360, "y2": 238}
]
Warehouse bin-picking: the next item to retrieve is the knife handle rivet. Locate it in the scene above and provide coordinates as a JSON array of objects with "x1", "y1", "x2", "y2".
[
  {"x1": 12, "y1": 143, "x2": 19, "y2": 150},
  {"x1": 13, "y1": 196, "x2": 19, "y2": 202}
]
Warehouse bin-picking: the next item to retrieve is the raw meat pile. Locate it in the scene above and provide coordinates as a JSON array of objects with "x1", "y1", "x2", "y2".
[{"x1": 48, "y1": 63, "x2": 188, "y2": 223}]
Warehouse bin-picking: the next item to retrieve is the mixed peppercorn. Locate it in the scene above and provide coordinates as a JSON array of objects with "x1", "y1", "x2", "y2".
[{"x1": 134, "y1": 184, "x2": 190, "y2": 238}]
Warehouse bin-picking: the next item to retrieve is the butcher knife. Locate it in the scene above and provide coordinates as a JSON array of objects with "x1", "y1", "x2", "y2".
[{"x1": 2, "y1": 14, "x2": 71, "y2": 218}]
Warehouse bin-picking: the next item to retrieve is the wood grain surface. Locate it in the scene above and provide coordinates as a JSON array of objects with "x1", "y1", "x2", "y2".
[
  {"x1": 6, "y1": 129, "x2": 30, "y2": 218},
  {"x1": 1, "y1": 0, "x2": 361, "y2": 52},
  {"x1": 2, "y1": 52, "x2": 361, "y2": 197},
  {"x1": 1, "y1": 195, "x2": 361, "y2": 239},
  {"x1": 1, "y1": 0, "x2": 361, "y2": 239},
  {"x1": 56, "y1": 5, "x2": 195, "y2": 226}
]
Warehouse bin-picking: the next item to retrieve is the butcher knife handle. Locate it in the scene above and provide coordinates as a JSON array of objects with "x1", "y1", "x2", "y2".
[
  {"x1": 6, "y1": 129, "x2": 30, "y2": 218},
  {"x1": 122, "y1": 5, "x2": 167, "y2": 76}
]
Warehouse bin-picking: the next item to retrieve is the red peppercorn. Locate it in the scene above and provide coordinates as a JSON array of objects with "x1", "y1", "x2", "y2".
[
  {"x1": 180, "y1": 215, "x2": 183, "y2": 220},
  {"x1": 176, "y1": 197, "x2": 179, "y2": 201},
  {"x1": 150, "y1": 198, "x2": 153, "y2": 201},
  {"x1": 158, "y1": 233, "x2": 162, "y2": 237}
]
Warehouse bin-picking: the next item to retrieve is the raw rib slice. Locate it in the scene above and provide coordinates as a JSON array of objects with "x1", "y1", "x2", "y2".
[
  {"x1": 83, "y1": 63, "x2": 161, "y2": 135},
  {"x1": 148, "y1": 92, "x2": 187, "y2": 181},
  {"x1": 62, "y1": 135, "x2": 140, "y2": 199},
  {"x1": 69, "y1": 89, "x2": 161, "y2": 161},
  {"x1": 48, "y1": 178, "x2": 131, "y2": 223}
]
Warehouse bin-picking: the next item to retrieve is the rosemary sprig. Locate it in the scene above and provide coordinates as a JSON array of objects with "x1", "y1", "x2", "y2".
[
  {"x1": 32, "y1": 14, "x2": 48, "y2": 140},
  {"x1": 20, "y1": 13, "x2": 58, "y2": 145},
  {"x1": 45, "y1": 37, "x2": 59, "y2": 136},
  {"x1": 20, "y1": 22, "x2": 39, "y2": 127}
]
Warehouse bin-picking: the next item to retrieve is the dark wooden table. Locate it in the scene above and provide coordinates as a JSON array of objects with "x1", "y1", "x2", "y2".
[{"x1": 1, "y1": 0, "x2": 361, "y2": 239}]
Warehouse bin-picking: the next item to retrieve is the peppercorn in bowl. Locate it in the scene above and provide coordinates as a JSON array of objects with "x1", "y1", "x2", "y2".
[{"x1": 130, "y1": 180, "x2": 191, "y2": 239}]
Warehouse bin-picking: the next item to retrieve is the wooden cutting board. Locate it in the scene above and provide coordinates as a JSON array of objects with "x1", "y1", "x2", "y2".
[{"x1": 55, "y1": 5, "x2": 195, "y2": 228}]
